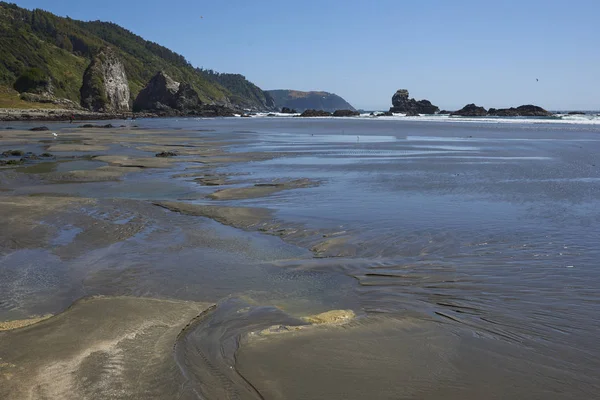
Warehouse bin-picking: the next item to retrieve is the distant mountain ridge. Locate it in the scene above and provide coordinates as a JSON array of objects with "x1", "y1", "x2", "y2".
[
  {"x1": 267, "y1": 90, "x2": 355, "y2": 112},
  {"x1": 0, "y1": 2, "x2": 275, "y2": 111}
]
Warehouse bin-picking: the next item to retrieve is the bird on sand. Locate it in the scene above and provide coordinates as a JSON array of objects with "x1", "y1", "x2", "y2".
[{"x1": 52, "y1": 132, "x2": 58, "y2": 137}]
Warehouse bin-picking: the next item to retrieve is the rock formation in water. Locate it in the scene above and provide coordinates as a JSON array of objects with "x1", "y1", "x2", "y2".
[
  {"x1": 80, "y1": 47, "x2": 130, "y2": 112},
  {"x1": 389, "y1": 89, "x2": 439, "y2": 114},
  {"x1": 451, "y1": 104, "x2": 488, "y2": 117},
  {"x1": 298, "y1": 109, "x2": 333, "y2": 117},
  {"x1": 448, "y1": 103, "x2": 554, "y2": 117},
  {"x1": 281, "y1": 107, "x2": 297, "y2": 114},
  {"x1": 487, "y1": 105, "x2": 553, "y2": 117},
  {"x1": 332, "y1": 109, "x2": 360, "y2": 117}
]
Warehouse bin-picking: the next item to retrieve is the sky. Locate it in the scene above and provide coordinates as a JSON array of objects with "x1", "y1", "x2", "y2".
[{"x1": 12, "y1": 0, "x2": 600, "y2": 110}]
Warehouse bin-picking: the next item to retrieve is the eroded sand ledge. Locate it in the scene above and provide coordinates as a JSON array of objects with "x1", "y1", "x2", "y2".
[{"x1": 0, "y1": 296, "x2": 213, "y2": 400}]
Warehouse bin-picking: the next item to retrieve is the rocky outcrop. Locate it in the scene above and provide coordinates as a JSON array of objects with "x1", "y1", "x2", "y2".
[
  {"x1": 298, "y1": 109, "x2": 332, "y2": 117},
  {"x1": 130, "y1": 71, "x2": 233, "y2": 117},
  {"x1": 20, "y1": 92, "x2": 80, "y2": 108},
  {"x1": 438, "y1": 110, "x2": 451, "y2": 115},
  {"x1": 405, "y1": 110, "x2": 420, "y2": 117},
  {"x1": 487, "y1": 105, "x2": 553, "y2": 117},
  {"x1": 281, "y1": 107, "x2": 297, "y2": 114},
  {"x1": 173, "y1": 83, "x2": 202, "y2": 110},
  {"x1": 389, "y1": 89, "x2": 439, "y2": 114},
  {"x1": 133, "y1": 71, "x2": 181, "y2": 112},
  {"x1": 332, "y1": 109, "x2": 360, "y2": 117},
  {"x1": 451, "y1": 104, "x2": 488, "y2": 117},
  {"x1": 80, "y1": 47, "x2": 130, "y2": 112},
  {"x1": 447, "y1": 103, "x2": 554, "y2": 117}
]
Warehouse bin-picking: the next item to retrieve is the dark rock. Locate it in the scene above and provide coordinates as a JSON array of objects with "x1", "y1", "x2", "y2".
[
  {"x1": 405, "y1": 110, "x2": 420, "y2": 117},
  {"x1": 80, "y1": 47, "x2": 130, "y2": 112},
  {"x1": 380, "y1": 111, "x2": 393, "y2": 117},
  {"x1": 438, "y1": 110, "x2": 451, "y2": 115},
  {"x1": 23, "y1": 152, "x2": 39, "y2": 160},
  {"x1": 567, "y1": 111, "x2": 585, "y2": 115},
  {"x1": 30, "y1": 126, "x2": 49, "y2": 131},
  {"x1": 298, "y1": 109, "x2": 333, "y2": 117},
  {"x1": 40, "y1": 153, "x2": 54, "y2": 158},
  {"x1": 451, "y1": 104, "x2": 488, "y2": 117},
  {"x1": 1, "y1": 150, "x2": 24, "y2": 157},
  {"x1": 332, "y1": 109, "x2": 360, "y2": 117},
  {"x1": 173, "y1": 82, "x2": 202, "y2": 111},
  {"x1": 78, "y1": 124, "x2": 114, "y2": 128},
  {"x1": 131, "y1": 71, "x2": 233, "y2": 117},
  {"x1": 281, "y1": 107, "x2": 297, "y2": 114},
  {"x1": 133, "y1": 71, "x2": 182, "y2": 112},
  {"x1": 389, "y1": 89, "x2": 439, "y2": 114},
  {"x1": 267, "y1": 113, "x2": 277, "y2": 117},
  {"x1": 156, "y1": 151, "x2": 178, "y2": 158},
  {"x1": 0, "y1": 159, "x2": 25, "y2": 166},
  {"x1": 488, "y1": 105, "x2": 553, "y2": 117}
]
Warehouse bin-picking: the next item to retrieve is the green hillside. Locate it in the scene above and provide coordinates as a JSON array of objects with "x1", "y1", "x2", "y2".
[
  {"x1": 267, "y1": 90, "x2": 355, "y2": 112},
  {"x1": 0, "y1": 2, "x2": 274, "y2": 110}
]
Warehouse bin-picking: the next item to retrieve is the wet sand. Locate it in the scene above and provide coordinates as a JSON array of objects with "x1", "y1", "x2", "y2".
[
  {"x1": 1, "y1": 119, "x2": 599, "y2": 399},
  {"x1": 0, "y1": 296, "x2": 212, "y2": 400},
  {"x1": 208, "y1": 179, "x2": 317, "y2": 200}
]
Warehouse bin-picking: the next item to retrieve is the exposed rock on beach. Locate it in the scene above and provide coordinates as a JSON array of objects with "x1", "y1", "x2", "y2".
[{"x1": 80, "y1": 47, "x2": 130, "y2": 113}]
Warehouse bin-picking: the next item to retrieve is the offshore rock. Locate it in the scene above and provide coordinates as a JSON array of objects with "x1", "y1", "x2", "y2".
[
  {"x1": 488, "y1": 105, "x2": 553, "y2": 117},
  {"x1": 298, "y1": 109, "x2": 333, "y2": 117},
  {"x1": 389, "y1": 89, "x2": 439, "y2": 114},
  {"x1": 80, "y1": 47, "x2": 130, "y2": 112},
  {"x1": 451, "y1": 104, "x2": 488, "y2": 117},
  {"x1": 281, "y1": 107, "x2": 297, "y2": 114},
  {"x1": 332, "y1": 109, "x2": 360, "y2": 117}
]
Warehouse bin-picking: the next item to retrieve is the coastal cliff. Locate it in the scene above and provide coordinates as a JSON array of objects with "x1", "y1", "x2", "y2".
[
  {"x1": 0, "y1": 3, "x2": 273, "y2": 112},
  {"x1": 267, "y1": 90, "x2": 355, "y2": 113}
]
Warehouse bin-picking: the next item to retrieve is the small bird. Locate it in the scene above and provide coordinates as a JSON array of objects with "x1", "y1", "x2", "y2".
[
  {"x1": 536, "y1": 78, "x2": 539, "y2": 82},
  {"x1": 52, "y1": 132, "x2": 58, "y2": 137}
]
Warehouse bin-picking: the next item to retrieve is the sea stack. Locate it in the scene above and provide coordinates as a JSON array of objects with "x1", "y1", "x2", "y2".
[
  {"x1": 389, "y1": 89, "x2": 439, "y2": 115},
  {"x1": 80, "y1": 47, "x2": 130, "y2": 112}
]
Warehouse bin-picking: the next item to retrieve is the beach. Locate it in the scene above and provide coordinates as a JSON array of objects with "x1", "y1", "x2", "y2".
[{"x1": 1, "y1": 116, "x2": 599, "y2": 399}]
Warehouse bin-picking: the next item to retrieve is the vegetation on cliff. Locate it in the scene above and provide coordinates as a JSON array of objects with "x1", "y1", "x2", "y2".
[
  {"x1": 267, "y1": 90, "x2": 355, "y2": 113},
  {"x1": 0, "y1": 2, "x2": 273, "y2": 110}
]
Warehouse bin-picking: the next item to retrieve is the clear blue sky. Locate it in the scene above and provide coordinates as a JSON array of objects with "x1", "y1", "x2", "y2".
[{"x1": 13, "y1": 0, "x2": 600, "y2": 110}]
